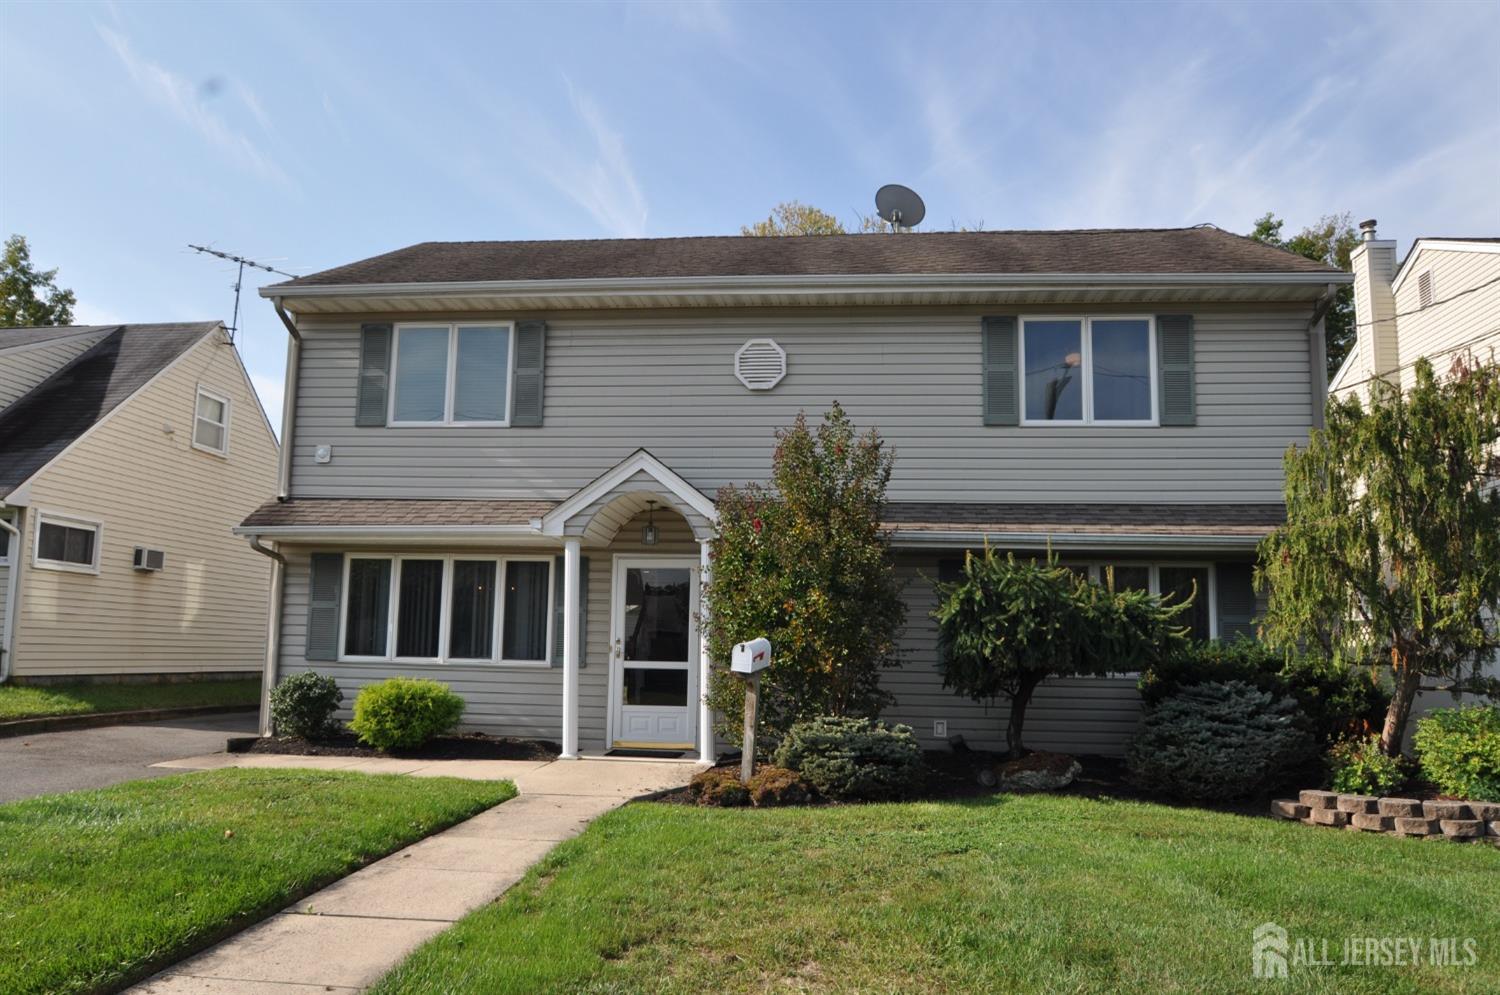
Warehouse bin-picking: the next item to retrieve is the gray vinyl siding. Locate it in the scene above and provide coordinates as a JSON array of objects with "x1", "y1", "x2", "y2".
[
  {"x1": 286, "y1": 306, "x2": 1315, "y2": 504},
  {"x1": 275, "y1": 509, "x2": 699, "y2": 750},
  {"x1": 0, "y1": 331, "x2": 111, "y2": 410}
]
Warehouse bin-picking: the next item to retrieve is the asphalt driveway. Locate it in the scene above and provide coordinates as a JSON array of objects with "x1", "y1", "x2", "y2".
[{"x1": 0, "y1": 711, "x2": 257, "y2": 803}]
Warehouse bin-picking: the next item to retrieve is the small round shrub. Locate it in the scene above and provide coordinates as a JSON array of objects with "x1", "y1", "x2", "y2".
[
  {"x1": 269, "y1": 671, "x2": 343, "y2": 739},
  {"x1": 1327, "y1": 734, "x2": 1410, "y2": 795},
  {"x1": 689, "y1": 767, "x2": 749, "y2": 807},
  {"x1": 772, "y1": 716, "x2": 923, "y2": 802},
  {"x1": 1413, "y1": 705, "x2": 1500, "y2": 801},
  {"x1": 1125, "y1": 680, "x2": 1317, "y2": 800},
  {"x1": 349, "y1": 677, "x2": 465, "y2": 751},
  {"x1": 746, "y1": 765, "x2": 813, "y2": 807}
]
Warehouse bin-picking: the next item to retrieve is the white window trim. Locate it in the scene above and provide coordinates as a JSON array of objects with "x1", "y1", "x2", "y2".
[
  {"x1": 33, "y1": 510, "x2": 103, "y2": 575},
  {"x1": 1070, "y1": 560, "x2": 1217, "y2": 638},
  {"x1": 1019, "y1": 315, "x2": 1158, "y2": 427},
  {"x1": 0, "y1": 511, "x2": 13, "y2": 565},
  {"x1": 337, "y1": 553, "x2": 553, "y2": 667},
  {"x1": 388, "y1": 322, "x2": 516, "y2": 427},
  {"x1": 192, "y1": 385, "x2": 232, "y2": 456}
]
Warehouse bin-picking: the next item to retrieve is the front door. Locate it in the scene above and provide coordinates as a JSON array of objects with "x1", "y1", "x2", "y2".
[{"x1": 610, "y1": 556, "x2": 698, "y2": 750}]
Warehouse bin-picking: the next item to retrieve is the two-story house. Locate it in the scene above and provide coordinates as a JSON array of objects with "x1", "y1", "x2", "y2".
[
  {"x1": 0, "y1": 322, "x2": 279, "y2": 687},
  {"x1": 239, "y1": 228, "x2": 1348, "y2": 760}
]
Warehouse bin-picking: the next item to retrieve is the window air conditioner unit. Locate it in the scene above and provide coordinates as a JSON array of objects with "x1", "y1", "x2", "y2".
[{"x1": 133, "y1": 547, "x2": 166, "y2": 572}]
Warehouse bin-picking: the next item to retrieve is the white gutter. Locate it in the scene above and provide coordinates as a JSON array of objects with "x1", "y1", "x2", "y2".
[
  {"x1": 270, "y1": 298, "x2": 301, "y2": 502},
  {"x1": 245, "y1": 536, "x2": 285, "y2": 736},
  {"x1": 262, "y1": 269, "x2": 1352, "y2": 304},
  {"x1": 0, "y1": 505, "x2": 19, "y2": 683},
  {"x1": 887, "y1": 530, "x2": 1265, "y2": 552}
]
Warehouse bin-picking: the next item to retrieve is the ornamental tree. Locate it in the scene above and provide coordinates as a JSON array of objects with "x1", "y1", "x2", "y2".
[
  {"x1": 934, "y1": 550, "x2": 1187, "y2": 758},
  {"x1": 703, "y1": 402, "x2": 905, "y2": 750},
  {"x1": 1257, "y1": 355, "x2": 1500, "y2": 755}
]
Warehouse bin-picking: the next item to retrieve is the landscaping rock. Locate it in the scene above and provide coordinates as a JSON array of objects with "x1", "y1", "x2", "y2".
[
  {"x1": 1395, "y1": 817, "x2": 1439, "y2": 836},
  {"x1": 1486, "y1": 821, "x2": 1500, "y2": 838},
  {"x1": 1423, "y1": 800, "x2": 1473, "y2": 821},
  {"x1": 1377, "y1": 798, "x2": 1424, "y2": 818},
  {"x1": 1311, "y1": 808, "x2": 1350, "y2": 827},
  {"x1": 994, "y1": 752, "x2": 1081, "y2": 792},
  {"x1": 1299, "y1": 789, "x2": 1339, "y2": 810},
  {"x1": 1336, "y1": 794, "x2": 1378, "y2": 814},
  {"x1": 1469, "y1": 801, "x2": 1500, "y2": 822},
  {"x1": 1270, "y1": 799, "x2": 1310, "y2": 821},
  {"x1": 1440, "y1": 819, "x2": 1484, "y2": 840},
  {"x1": 1351, "y1": 813, "x2": 1394, "y2": 832}
]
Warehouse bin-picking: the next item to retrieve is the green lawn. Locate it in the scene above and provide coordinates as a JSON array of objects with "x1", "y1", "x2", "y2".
[
  {"x1": 374, "y1": 795, "x2": 1500, "y2": 995},
  {"x1": 0, "y1": 768, "x2": 513, "y2": 995},
  {"x1": 0, "y1": 678, "x2": 261, "y2": 721}
]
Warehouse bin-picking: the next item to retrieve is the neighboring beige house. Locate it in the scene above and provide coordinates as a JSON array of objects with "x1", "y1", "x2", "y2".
[
  {"x1": 0, "y1": 323, "x2": 279, "y2": 684},
  {"x1": 1331, "y1": 222, "x2": 1500, "y2": 398}
]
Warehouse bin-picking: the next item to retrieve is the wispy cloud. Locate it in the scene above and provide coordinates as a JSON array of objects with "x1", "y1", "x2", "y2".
[
  {"x1": 557, "y1": 79, "x2": 649, "y2": 237},
  {"x1": 96, "y1": 24, "x2": 291, "y2": 186}
]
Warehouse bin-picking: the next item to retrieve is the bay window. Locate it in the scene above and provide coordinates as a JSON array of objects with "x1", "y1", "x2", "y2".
[
  {"x1": 1021, "y1": 317, "x2": 1156, "y2": 425},
  {"x1": 342, "y1": 555, "x2": 551, "y2": 664}
]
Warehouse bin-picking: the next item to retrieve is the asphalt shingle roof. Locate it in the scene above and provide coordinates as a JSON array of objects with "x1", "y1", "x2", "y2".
[
  {"x1": 274, "y1": 227, "x2": 1340, "y2": 288},
  {"x1": 0, "y1": 323, "x2": 220, "y2": 493},
  {"x1": 239, "y1": 498, "x2": 1283, "y2": 538}
]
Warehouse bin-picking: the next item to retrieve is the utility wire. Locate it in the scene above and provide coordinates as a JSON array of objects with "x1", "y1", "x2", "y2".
[
  {"x1": 1352, "y1": 274, "x2": 1500, "y2": 328},
  {"x1": 1332, "y1": 327, "x2": 1499, "y2": 392}
]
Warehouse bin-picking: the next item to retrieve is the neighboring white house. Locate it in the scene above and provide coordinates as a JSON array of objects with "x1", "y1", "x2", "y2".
[
  {"x1": 1331, "y1": 221, "x2": 1500, "y2": 398},
  {"x1": 1333, "y1": 222, "x2": 1500, "y2": 717},
  {"x1": 0, "y1": 323, "x2": 279, "y2": 684}
]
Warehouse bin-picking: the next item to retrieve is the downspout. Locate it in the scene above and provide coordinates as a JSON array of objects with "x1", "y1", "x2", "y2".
[
  {"x1": 0, "y1": 505, "x2": 19, "y2": 683},
  {"x1": 271, "y1": 297, "x2": 302, "y2": 502},
  {"x1": 1306, "y1": 282, "x2": 1339, "y2": 429},
  {"x1": 247, "y1": 535, "x2": 286, "y2": 735}
]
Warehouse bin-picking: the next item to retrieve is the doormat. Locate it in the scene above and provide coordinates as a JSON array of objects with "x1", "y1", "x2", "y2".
[{"x1": 606, "y1": 748, "x2": 688, "y2": 759}]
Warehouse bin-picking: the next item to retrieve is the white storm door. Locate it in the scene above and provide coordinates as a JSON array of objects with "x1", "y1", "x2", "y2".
[{"x1": 610, "y1": 556, "x2": 698, "y2": 749}]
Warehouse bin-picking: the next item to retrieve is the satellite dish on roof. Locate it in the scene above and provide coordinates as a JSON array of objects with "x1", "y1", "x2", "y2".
[{"x1": 875, "y1": 184, "x2": 926, "y2": 229}]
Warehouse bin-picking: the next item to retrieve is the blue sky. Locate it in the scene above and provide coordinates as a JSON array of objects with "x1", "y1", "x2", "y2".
[{"x1": 3, "y1": 0, "x2": 1498, "y2": 430}]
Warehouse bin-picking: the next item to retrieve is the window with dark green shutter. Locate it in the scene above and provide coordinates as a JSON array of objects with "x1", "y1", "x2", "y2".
[{"x1": 1157, "y1": 314, "x2": 1196, "y2": 426}]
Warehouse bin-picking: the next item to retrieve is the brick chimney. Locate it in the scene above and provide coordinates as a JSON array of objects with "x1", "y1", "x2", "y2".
[{"x1": 1349, "y1": 218, "x2": 1399, "y2": 382}]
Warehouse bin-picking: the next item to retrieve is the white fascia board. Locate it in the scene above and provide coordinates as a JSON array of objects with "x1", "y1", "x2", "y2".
[
  {"x1": 540, "y1": 448, "x2": 717, "y2": 537},
  {"x1": 887, "y1": 530, "x2": 1264, "y2": 552},
  {"x1": 1391, "y1": 240, "x2": 1500, "y2": 295},
  {"x1": 232, "y1": 524, "x2": 550, "y2": 545},
  {"x1": 263, "y1": 270, "x2": 1352, "y2": 303}
]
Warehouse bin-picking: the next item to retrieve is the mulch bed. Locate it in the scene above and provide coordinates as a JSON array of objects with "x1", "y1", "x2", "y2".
[{"x1": 230, "y1": 731, "x2": 560, "y2": 762}]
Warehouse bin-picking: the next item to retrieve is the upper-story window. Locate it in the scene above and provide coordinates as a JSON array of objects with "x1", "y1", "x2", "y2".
[
  {"x1": 1021, "y1": 317, "x2": 1156, "y2": 425},
  {"x1": 391, "y1": 323, "x2": 513, "y2": 426},
  {"x1": 193, "y1": 386, "x2": 231, "y2": 455}
]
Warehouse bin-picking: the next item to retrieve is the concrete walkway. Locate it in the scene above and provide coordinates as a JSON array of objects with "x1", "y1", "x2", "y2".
[{"x1": 129, "y1": 754, "x2": 700, "y2": 994}]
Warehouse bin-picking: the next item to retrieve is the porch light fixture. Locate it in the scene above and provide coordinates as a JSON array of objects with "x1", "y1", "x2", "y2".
[{"x1": 642, "y1": 500, "x2": 659, "y2": 546}]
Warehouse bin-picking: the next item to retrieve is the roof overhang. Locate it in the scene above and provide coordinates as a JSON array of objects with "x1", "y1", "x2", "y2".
[
  {"x1": 540, "y1": 448, "x2": 717, "y2": 542},
  {"x1": 230, "y1": 523, "x2": 554, "y2": 546},
  {"x1": 886, "y1": 529, "x2": 1264, "y2": 553},
  {"x1": 265, "y1": 271, "x2": 1351, "y2": 315}
]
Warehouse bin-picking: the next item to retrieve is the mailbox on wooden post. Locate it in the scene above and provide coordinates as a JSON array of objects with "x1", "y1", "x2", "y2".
[{"x1": 731, "y1": 637, "x2": 772, "y2": 782}]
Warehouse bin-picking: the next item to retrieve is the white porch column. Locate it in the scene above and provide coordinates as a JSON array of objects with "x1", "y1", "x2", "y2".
[
  {"x1": 697, "y1": 539, "x2": 715, "y2": 763},
  {"x1": 561, "y1": 537, "x2": 582, "y2": 759}
]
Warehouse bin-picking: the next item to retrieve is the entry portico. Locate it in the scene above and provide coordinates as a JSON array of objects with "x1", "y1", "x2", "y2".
[{"x1": 539, "y1": 449, "x2": 717, "y2": 761}]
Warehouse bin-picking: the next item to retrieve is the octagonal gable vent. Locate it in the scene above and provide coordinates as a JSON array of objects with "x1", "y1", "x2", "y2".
[{"x1": 735, "y1": 339, "x2": 787, "y2": 390}]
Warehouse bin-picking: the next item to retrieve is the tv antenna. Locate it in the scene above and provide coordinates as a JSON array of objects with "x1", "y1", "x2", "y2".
[
  {"x1": 875, "y1": 184, "x2": 925, "y2": 231},
  {"x1": 188, "y1": 244, "x2": 297, "y2": 344}
]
